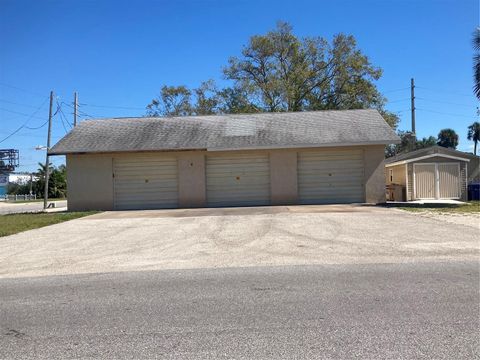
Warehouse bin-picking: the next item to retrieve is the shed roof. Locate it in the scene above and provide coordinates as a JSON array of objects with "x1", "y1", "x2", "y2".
[
  {"x1": 49, "y1": 109, "x2": 400, "y2": 155},
  {"x1": 385, "y1": 145, "x2": 478, "y2": 166}
]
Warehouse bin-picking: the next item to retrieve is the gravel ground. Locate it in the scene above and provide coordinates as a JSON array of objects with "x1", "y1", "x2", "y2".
[
  {"x1": 409, "y1": 211, "x2": 480, "y2": 228},
  {"x1": 0, "y1": 205, "x2": 478, "y2": 279}
]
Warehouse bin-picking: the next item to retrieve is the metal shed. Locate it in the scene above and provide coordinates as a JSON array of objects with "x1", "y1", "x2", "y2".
[{"x1": 385, "y1": 146, "x2": 479, "y2": 201}]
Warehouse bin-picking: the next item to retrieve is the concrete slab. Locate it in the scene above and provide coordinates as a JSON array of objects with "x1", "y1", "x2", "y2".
[{"x1": 0, "y1": 205, "x2": 478, "y2": 279}]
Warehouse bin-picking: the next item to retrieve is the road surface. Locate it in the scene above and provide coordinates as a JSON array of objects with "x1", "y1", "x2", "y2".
[{"x1": 1, "y1": 262, "x2": 478, "y2": 359}]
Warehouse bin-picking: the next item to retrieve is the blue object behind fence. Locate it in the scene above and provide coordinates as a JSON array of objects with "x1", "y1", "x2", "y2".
[{"x1": 467, "y1": 183, "x2": 480, "y2": 201}]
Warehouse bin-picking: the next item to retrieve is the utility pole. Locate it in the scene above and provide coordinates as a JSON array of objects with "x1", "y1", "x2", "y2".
[
  {"x1": 73, "y1": 91, "x2": 78, "y2": 127},
  {"x1": 410, "y1": 78, "x2": 416, "y2": 136},
  {"x1": 43, "y1": 91, "x2": 54, "y2": 210},
  {"x1": 29, "y1": 173, "x2": 33, "y2": 196}
]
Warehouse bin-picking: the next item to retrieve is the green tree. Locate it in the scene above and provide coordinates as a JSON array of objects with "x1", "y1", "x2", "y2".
[
  {"x1": 6, "y1": 182, "x2": 30, "y2": 195},
  {"x1": 223, "y1": 22, "x2": 397, "y2": 127},
  {"x1": 217, "y1": 86, "x2": 260, "y2": 114},
  {"x1": 385, "y1": 131, "x2": 416, "y2": 157},
  {"x1": 147, "y1": 22, "x2": 399, "y2": 128},
  {"x1": 194, "y1": 80, "x2": 221, "y2": 115},
  {"x1": 473, "y1": 28, "x2": 480, "y2": 100},
  {"x1": 467, "y1": 121, "x2": 480, "y2": 155},
  {"x1": 416, "y1": 136, "x2": 437, "y2": 149},
  {"x1": 385, "y1": 131, "x2": 437, "y2": 157},
  {"x1": 34, "y1": 163, "x2": 67, "y2": 198},
  {"x1": 146, "y1": 85, "x2": 193, "y2": 117},
  {"x1": 437, "y1": 129, "x2": 459, "y2": 149}
]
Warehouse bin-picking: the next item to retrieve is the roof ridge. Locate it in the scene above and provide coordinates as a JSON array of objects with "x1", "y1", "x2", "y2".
[{"x1": 78, "y1": 108, "x2": 379, "y2": 123}]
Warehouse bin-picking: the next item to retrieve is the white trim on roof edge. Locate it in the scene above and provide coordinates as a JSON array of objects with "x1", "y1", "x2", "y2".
[{"x1": 386, "y1": 153, "x2": 470, "y2": 167}]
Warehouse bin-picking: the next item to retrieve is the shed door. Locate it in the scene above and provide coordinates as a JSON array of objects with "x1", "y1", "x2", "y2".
[
  {"x1": 113, "y1": 155, "x2": 178, "y2": 210},
  {"x1": 206, "y1": 153, "x2": 270, "y2": 207},
  {"x1": 414, "y1": 164, "x2": 436, "y2": 199},
  {"x1": 438, "y1": 163, "x2": 460, "y2": 199},
  {"x1": 298, "y1": 149, "x2": 365, "y2": 204}
]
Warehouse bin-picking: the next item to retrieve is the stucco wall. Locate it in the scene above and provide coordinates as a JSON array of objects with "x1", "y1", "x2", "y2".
[
  {"x1": 66, "y1": 154, "x2": 114, "y2": 211},
  {"x1": 65, "y1": 144, "x2": 387, "y2": 210},
  {"x1": 269, "y1": 150, "x2": 298, "y2": 205},
  {"x1": 363, "y1": 145, "x2": 387, "y2": 204}
]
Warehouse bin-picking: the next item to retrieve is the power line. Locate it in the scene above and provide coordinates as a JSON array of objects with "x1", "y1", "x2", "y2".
[
  {"x1": 387, "y1": 108, "x2": 410, "y2": 114},
  {"x1": 0, "y1": 98, "x2": 45, "y2": 109},
  {"x1": 382, "y1": 87, "x2": 410, "y2": 94},
  {"x1": 387, "y1": 98, "x2": 410, "y2": 104},
  {"x1": 0, "y1": 107, "x2": 47, "y2": 120},
  {"x1": 56, "y1": 101, "x2": 72, "y2": 133},
  {"x1": 416, "y1": 97, "x2": 474, "y2": 108},
  {"x1": 0, "y1": 82, "x2": 46, "y2": 98},
  {"x1": 24, "y1": 119, "x2": 49, "y2": 130},
  {"x1": 81, "y1": 102, "x2": 146, "y2": 111},
  {"x1": 0, "y1": 97, "x2": 49, "y2": 144},
  {"x1": 416, "y1": 108, "x2": 474, "y2": 119},
  {"x1": 416, "y1": 86, "x2": 474, "y2": 98},
  {"x1": 77, "y1": 109, "x2": 97, "y2": 119},
  {"x1": 60, "y1": 107, "x2": 73, "y2": 127}
]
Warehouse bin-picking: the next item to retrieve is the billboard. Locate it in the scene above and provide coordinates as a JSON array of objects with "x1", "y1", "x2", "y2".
[{"x1": 0, "y1": 174, "x2": 8, "y2": 186}]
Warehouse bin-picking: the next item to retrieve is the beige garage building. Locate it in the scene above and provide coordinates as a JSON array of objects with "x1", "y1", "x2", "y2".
[{"x1": 49, "y1": 109, "x2": 399, "y2": 211}]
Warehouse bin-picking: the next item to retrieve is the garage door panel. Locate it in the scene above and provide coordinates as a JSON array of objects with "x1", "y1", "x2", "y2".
[
  {"x1": 114, "y1": 156, "x2": 179, "y2": 210},
  {"x1": 299, "y1": 161, "x2": 363, "y2": 169},
  {"x1": 206, "y1": 153, "x2": 270, "y2": 207},
  {"x1": 438, "y1": 164, "x2": 460, "y2": 199},
  {"x1": 414, "y1": 164, "x2": 436, "y2": 199},
  {"x1": 115, "y1": 168, "x2": 178, "y2": 176},
  {"x1": 298, "y1": 149, "x2": 365, "y2": 204},
  {"x1": 207, "y1": 177, "x2": 270, "y2": 187},
  {"x1": 114, "y1": 179, "x2": 178, "y2": 188},
  {"x1": 299, "y1": 178, "x2": 364, "y2": 186}
]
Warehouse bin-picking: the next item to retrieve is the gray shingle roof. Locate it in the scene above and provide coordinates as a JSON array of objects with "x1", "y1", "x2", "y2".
[
  {"x1": 385, "y1": 145, "x2": 477, "y2": 164},
  {"x1": 49, "y1": 109, "x2": 400, "y2": 155}
]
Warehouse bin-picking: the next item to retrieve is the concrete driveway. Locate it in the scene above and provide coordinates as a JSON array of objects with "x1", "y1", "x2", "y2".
[{"x1": 0, "y1": 205, "x2": 478, "y2": 279}]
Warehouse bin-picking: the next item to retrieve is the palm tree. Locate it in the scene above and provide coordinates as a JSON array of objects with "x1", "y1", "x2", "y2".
[
  {"x1": 437, "y1": 128, "x2": 459, "y2": 149},
  {"x1": 467, "y1": 121, "x2": 480, "y2": 155},
  {"x1": 474, "y1": 28, "x2": 480, "y2": 99}
]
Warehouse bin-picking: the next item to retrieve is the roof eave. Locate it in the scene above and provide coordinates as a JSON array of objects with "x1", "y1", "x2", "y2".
[
  {"x1": 385, "y1": 153, "x2": 471, "y2": 167},
  {"x1": 49, "y1": 140, "x2": 399, "y2": 156}
]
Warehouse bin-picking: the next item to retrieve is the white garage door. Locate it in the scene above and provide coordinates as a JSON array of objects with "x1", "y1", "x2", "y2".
[
  {"x1": 298, "y1": 149, "x2": 365, "y2": 204},
  {"x1": 113, "y1": 155, "x2": 178, "y2": 210},
  {"x1": 438, "y1": 163, "x2": 460, "y2": 199},
  {"x1": 414, "y1": 163, "x2": 461, "y2": 200},
  {"x1": 414, "y1": 164, "x2": 436, "y2": 199},
  {"x1": 206, "y1": 153, "x2": 270, "y2": 207}
]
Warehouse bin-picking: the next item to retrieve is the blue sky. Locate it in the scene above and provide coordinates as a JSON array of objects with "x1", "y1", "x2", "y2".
[{"x1": 1, "y1": 0, "x2": 478, "y2": 173}]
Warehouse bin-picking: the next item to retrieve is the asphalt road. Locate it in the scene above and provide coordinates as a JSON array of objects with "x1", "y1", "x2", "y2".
[{"x1": 1, "y1": 261, "x2": 478, "y2": 359}]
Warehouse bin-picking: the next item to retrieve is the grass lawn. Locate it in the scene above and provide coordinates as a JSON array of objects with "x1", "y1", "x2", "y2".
[
  {"x1": 0, "y1": 211, "x2": 97, "y2": 237},
  {"x1": 400, "y1": 201, "x2": 480, "y2": 214}
]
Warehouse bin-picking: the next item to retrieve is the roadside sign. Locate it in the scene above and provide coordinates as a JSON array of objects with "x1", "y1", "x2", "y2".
[{"x1": 0, "y1": 174, "x2": 8, "y2": 186}]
